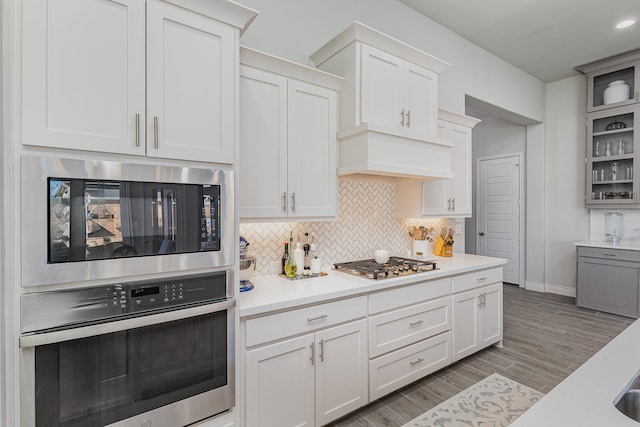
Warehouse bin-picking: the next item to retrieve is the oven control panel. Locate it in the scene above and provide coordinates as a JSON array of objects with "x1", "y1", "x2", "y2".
[{"x1": 21, "y1": 271, "x2": 230, "y2": 334}]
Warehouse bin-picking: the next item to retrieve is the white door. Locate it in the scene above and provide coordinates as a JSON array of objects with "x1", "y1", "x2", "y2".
[
  {"x1": 477, "y1": 155, "x2": 522, "y2": 285},
  {"x1": 146, "y1": 0, "x2": 236, "y2": 163},
  {"x1": 480, "y1": 283, "x2": 503, "y2": 347},
  {"x1": 360, "y1": 45, "x2": 403, "y2": 133},
  {"x1": 315, "y1": 320, "x2": 368, "y2": 426},
  {"x1": 403, "y1": 63, "x2": 438, "y2": 140},
  {"x1": 22, "y1": 0, "x2": 146, "y2": 155},
  {"x1": 452, "y1": 288, "x2": 481, "y2": 362},
  {"x1": 239, "y1": 66, "x2": 288, "y2": 219},
  {"x1": 245, "y1": 335, "x2": 315, "y2": 427},
  {"x1": 287, "y1": 80, "x2": 337, "y2": 218}
]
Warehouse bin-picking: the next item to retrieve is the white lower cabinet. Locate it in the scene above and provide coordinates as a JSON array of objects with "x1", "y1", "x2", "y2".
[
  {"x1": 452, "y1": 281, "x2": 503, "y2": 362},
  {"x1": 244, "y1": 297, "x2": 368, "y2": 427}
]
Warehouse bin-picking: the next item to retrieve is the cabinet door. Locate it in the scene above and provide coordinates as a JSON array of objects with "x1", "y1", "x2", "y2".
[
  {"x1": 480, "y1": 283, "x2": 503, "y2": 347},
  {"x1": 587, "y1": 61, "x2": 640, "y2": 112},
  {"x1": 22, "y1": 0, "x2": 146, "y2": 155},
  {"x1": 360, "y1": 45, "x2": 403, "y2": 134},
  {"x1": 239, "y1": 66, "x2": 288, "y2": 219},
  {"x1": 287, "y1": 80, "x2": 338, "y2": 218},
  {"x1": 147, "y1": 0, "x2": 236, "y2": 163},
  {"x1": 421, "y1": 121, "x2": 453, "y2": 216},
  {"x1": 452, "y1": 288, "x2": 481, "y2": 362},
  {"x1": 447, "y1": 123, "x2": 473, "y2": 216},
  {"x1": 245, "y1": 335, "x2": 315, "y2": 427},
  {"x1": 315, "y1": 320, "x2": 368, "y2": 426},
  {"x1": 577, "y1": 257, "x2": 640, "y2": 318},
  {"x1": 403, "y1": 63, "x2": 438, "y2": 140}
]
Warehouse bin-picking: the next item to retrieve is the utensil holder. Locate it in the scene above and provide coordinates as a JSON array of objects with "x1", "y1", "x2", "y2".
[
  {"x1": 412, "y1": 239, "x2": 429, "y2": 258},
  {"x1": 433, "y1": 236, "x2": 453, "y2": 257}
]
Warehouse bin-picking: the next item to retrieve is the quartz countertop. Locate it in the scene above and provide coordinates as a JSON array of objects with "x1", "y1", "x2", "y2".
[
  {"x1": 511, "y1": 315, "x2": 640, "y2": 427},
  {"x1": 575, "y1": 240, "x2": 640, "y2": 251},
  {"x1": 238, "y1": 253, "x2": 507, "y2": 318}
]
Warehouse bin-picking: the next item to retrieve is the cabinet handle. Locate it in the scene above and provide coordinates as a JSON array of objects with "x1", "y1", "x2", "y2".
[
  {"x1": 447, "y1": 198, "x2": 451, "y2": 211},
  {"x1": 601, "y1": 253, "x2": 617, "y2": 257},
  {"x1": 400, "y1": 109, "x2": 405, "y2": 127},
  {"x1": 478, "y1": 295, "x2": 483, "y2": 307},
  {"x1": 636, "y1": 91, "x2": 639, "y2": 102},
  {"x1": 319, "y1": 339, "x2": 325, "y2": 362},
  {"x1": 409, "y1": 357, "x2": 424, "y2": 366},
  {"x1": 282, "y1": 192, "x2": 287, "y2": 212},
  {"x1": 135, "y1": 113, "x2": 140, "y2": 147},
  {"x1": 310, "y1": 342, "x2": 315, "y2": 366},
  {"x1": 482, "y1": 293, "x2": 486, "y2": 307},
  {"x1": 452, "y1": 198, "x2": 455, "y2": 211},
  {"x1": 406, "y1": 109, "x2": 411, "y2": 127},
  {"x1": 476, "y1": 277, "x2": 487, "y2": 282},
  {"x1": 307, "y1": 314, "x2": 328, "y2": 322},
  {"x1": 153, "y1": 116, "x2": 159, "y2": 149},
  {"x1": 291, "y1": 192, "x2": 296, "y2": 212},
  {"x1": 409, "y1": 319, "x2": 424, "y2": 327}
]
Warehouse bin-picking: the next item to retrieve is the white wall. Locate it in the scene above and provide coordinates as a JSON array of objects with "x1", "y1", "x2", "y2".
[
  {"x1": 465, "y1": 115, "x2": 526, "y2": 254},
  {"x1": 543, "y1": 75, "x2": 589, "y2": 295}
]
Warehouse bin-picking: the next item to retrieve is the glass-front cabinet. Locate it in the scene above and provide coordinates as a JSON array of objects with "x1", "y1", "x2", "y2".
[
  {"x1": 586, "y1": 105, "x2": 639, "y2": 207},
  {"x1": 586, "y1": 59, "x2": 639, "y2": 112}
]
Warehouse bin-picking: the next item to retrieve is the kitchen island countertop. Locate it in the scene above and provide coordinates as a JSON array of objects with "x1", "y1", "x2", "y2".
[
  {"x1": 238, "y1": 253, "x2": 506, "y2": 318},
  {"x1": 511, "y1": 314, "x2": 640, "y2": 426}
]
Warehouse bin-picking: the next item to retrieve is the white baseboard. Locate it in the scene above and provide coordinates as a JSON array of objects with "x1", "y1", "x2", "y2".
[
  {"x1": 524, "y1": 281, "x2": 545, "y2": 293},
  {"x1": 523, "y1": 281, "x2": 576, "y2": 297}
]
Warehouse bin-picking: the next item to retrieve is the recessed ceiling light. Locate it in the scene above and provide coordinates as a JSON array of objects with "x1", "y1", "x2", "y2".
[{"x1": 616, "y1": 19, "x2": 636, "y2": 29}]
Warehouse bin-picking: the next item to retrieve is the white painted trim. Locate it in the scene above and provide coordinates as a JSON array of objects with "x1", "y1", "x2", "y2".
[
  {"x1": 545, "y1": 283, "x2": 576, "y2": 298},
  {"x1": 476, "y1": 152, "x2": 526, "y2": 288},
  {"x1": 525, "y1": 281, "x2": 545, "y2": 293}
]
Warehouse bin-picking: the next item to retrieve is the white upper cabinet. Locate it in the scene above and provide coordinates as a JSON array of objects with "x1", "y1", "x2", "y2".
[
  {"x1": 21, "y1": 0, "x2": 257, "y2": 163},
  {"x1": 239, "y1": 47, "x2": 342, "y2": 221},
  {"x1": 310, "y1": 21, "x2": 453, "y2": 180},
  {"x1": 396, "y1": 109, "x2": 480, "y2": 218},
  {"x1": 360, "y1": 45, "x2": 438, "y2": 141}
]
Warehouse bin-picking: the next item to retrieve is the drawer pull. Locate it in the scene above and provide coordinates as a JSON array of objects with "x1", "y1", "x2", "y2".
[
  {"x1": 307, "y1": 314, "x2": 328, "y2": 322},
  {"x1": 602, "y1": 253, "x2": 617, "y2": 257},
  {"x1": 476, "y1": 277, "x2": 488, "y2": 282},
  {"x1": 409, "y1": 320, "x2": 424, "y2": 327},
  {"x1": 409, "y1": 357, "x2": 424, "y2": 366},
  {"x1": 319, "y1": 339, "x2": 325, "y2": 362},
  {"x1": 310, "y1": 342, "x2": 315, "y2": 365}
]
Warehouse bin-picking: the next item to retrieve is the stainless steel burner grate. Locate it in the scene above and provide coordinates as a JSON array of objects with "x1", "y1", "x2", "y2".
[{"x1": 334, "y1": 256, "x2": 437, "y2": 280}]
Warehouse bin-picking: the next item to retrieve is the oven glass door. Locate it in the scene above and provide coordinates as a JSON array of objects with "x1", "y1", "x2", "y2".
[{"x1": 34, "y1": 311, "x2": 228, "y2": 426}]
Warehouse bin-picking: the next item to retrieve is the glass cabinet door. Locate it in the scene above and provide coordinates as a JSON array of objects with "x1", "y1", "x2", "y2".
[
  {"x1": 586, "y1": 105, "x2": 639, "y2": 207},
  {"x1": 587, "y1": 61, "x2": 639, "y2": 112}
]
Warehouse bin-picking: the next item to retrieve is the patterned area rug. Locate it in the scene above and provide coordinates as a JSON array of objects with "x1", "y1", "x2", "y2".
[{"x1": 402, "y1": 373, "x2": 544, "y2": 427}]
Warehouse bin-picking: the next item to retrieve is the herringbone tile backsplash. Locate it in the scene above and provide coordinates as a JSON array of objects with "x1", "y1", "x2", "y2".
[{"x1": 240, "y1": 179, "x2": 451, "y2": 275}]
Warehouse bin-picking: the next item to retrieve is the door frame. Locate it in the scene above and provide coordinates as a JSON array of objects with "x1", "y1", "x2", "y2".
[{"x1": 475, "y1": 152, "x2": 525, "y2": 287}]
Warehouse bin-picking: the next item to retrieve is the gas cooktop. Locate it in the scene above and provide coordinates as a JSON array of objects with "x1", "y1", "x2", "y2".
[{"x1": 333, "y1": 256, "x2": 437, "y2": 280}]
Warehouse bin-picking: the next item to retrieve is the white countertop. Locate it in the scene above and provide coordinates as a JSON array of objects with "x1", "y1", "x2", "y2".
[
  {"x1": 575, "y1": 240, "x2": 640, "y2": 251},
  {"x1": 238, "y1": 253, "x2": 507, "y2": 317},
  {"x1": 511, "y1": 316, "x2": 640, "y2": 426}
]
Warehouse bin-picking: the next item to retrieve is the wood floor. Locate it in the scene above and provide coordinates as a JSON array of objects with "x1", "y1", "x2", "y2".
[{"x1": 328, "y1": 284, "x2": 633, "y2": 426}]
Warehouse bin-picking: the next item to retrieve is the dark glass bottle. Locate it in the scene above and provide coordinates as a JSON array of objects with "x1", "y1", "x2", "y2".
[{"x1": 281, "y1": 242, "x2": 289, "y2": 275}]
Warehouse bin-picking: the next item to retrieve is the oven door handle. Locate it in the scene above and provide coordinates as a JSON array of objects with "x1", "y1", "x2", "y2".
[{"x1": 19, "y1": 298, "x2": 235, "y2": 348}]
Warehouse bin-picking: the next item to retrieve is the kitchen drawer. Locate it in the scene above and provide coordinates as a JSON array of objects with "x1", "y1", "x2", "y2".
[
  {"x1": 369, "y1": 331, "x2": 451, "y2": 401},
  {"x1": 368, "y1": 277, "x2": 450, "y2": 314},
  {"x1": 369, "y1": 296, "x2": 451, "y2": 358},
  {"x1": 577, "y1": 246, "x2": 640, "y2": 263},
  {"x1": 245, "y1": 296, "x2": 367, "y2": 347},
  {"x1": 452, "y1": 268, "x2": 502, "y2": 294}
]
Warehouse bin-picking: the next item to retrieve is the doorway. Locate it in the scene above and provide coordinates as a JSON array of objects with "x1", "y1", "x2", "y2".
[{"x1": 476, "y1": 154, "x2": 524, "y2": 286}]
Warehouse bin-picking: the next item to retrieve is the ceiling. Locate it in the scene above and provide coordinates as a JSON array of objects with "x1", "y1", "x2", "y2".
[{"x1": 399, "y1": 0, "x2": 640, "y2": 83}]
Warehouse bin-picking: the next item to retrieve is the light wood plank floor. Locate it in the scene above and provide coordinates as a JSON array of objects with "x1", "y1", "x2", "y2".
[{"x1": 328, "y1": 284, "x2": 633, "y2": 426}]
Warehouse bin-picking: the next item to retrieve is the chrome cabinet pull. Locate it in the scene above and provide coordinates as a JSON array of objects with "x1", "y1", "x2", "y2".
[
  {"x1": 452, "y1": 198, "x2": 455, "y2": 211},
  {"x1": 601, "y1": 253, "x2": 617, "y2": 257},
  {"x1": 307, "y1": 314, "x2": 328, "y2": 322},
  {"x1": 478, "y1": 295, "x2": 483, "y2": 307},
  {"x1": 291, "y1": 192, "x2": 296, "y2": 212},
  {"x1": 282, "y1": 192, "x2": 287, "y2": 212},
  {"x1": 476, "y1": 277, "x2": 488, "y2": 282},
  {"x1": 310, "y1": 342, "x2": 315, "y2": 365},
  {"x1": 400, "y1": 109, "x2": 405, "y2": 126},
  {"x1": 319, "y1": 339, "x2": 325, "y2": 362},
  {"x1": 153, "y1": 116, "x2": 159, "y2": 149},
  {"x1": 409, "y1": 320, "x2": 424, "y2": 327},
  {"x1": 482, "y1": 293, "x2": 486, "y2": 307},
  {"x1": 135, "y1": 113, "x2": 140, "y2": 147},
  {"x1": 410, "y1": 357, "x2": 424, "y2": 366},
  {"x1": 406, "y1": 109, "x2": 411, "y2": 127}
]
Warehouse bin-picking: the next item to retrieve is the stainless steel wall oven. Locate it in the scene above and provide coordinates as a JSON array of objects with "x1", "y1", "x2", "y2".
[
  {"x1": 20, "y1": 271, "x2": 235, "y2": 427},
  {"x1": 21, "y1": 156, "x2": 234, "y2": 287}
]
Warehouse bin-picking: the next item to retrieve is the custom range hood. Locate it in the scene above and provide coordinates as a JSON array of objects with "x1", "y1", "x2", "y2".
[{"x1": 310, "y1": 22, "x2": 453, "y2": 181}]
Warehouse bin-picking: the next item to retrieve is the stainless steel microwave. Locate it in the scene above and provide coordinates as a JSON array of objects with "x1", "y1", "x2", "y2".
[{"x1": 21, "y1": 156, "x2": 234, "y2": 287}]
